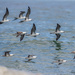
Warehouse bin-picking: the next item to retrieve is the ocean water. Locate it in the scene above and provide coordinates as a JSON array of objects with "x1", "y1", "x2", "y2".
[{"x1": 0, "y1": 0, "x2": 75, "y2": 75}]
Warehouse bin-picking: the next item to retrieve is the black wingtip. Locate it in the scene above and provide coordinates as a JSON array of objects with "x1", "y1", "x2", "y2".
[
  {"x1": 57, "y1": 23, "x2": 59, "y2": 25},
  {"x1": 56, "y1": 34, "x2": 61, "y2": 41},
  {"x1": 28, "y1": 6, "x2": 30, "y2": 8},
  {"x1": 20, "y1": 11, "x2": 25, "y2": 13},
  {"x1": 33, "y1": 23, "x2": 35, "y2": 26},
  {"x1": 6, "y1": 7, "x2": 8, "y2": 9},
  {"x1": 6, "y1": 7, "x2": 8, "y2": 11},
  {"x1": 0, "y1": 22, "x2": 3, "y2": 24},
  {"x1": 57, "y1": 23, "x2": 61, "y2": 27}
]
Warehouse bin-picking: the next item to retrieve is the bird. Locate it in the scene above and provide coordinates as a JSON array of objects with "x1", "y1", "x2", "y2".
[
  {"x1": 16, "y1": 32, "x2": 27, "y2": 41},
  {"x1": 19, "y1": 6, "x2": 32, "y2": 23},
  {"x1": 2, "y1": 51, "x2": 14, "y2": 57},
  {"x1": 50, "y1": 23, "x2": 64, "y2": 41},
  {"x1": 13, "y1": 11, "x2": 25, "y2": 20},
  {"x1": 53, "y1": 59, "x2": 67, "y2": 65},
  {"x1": 0, "y1": 7, "x2": 9, "y2": 24},
  {"x1": 25, "y1": 55, "x2": 37, "y2": 61},
  {"x1": 26, "y1": 23, "x2": 40, "y2": 37}
]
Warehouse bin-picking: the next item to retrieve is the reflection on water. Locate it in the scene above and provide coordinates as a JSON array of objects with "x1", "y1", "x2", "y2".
[
  {"x1": 53, "y1": 40, "x2": 61, "y2": 50},
  {"x1": 24, "y1": 60, "x2": 35, "y2": 63}
]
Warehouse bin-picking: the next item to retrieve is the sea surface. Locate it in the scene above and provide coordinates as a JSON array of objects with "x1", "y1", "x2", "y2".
[{"x1": 0, "y1": 0, "x2": 75, "y2": 75}]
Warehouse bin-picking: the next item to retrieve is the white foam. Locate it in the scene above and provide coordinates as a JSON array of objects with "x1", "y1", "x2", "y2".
[{"x1": 0, "y1": 66, "x2": 42, "y2": 75}]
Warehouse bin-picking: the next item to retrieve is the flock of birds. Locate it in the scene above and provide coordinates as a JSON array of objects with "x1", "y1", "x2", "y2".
[{"x1": 0, "y1": 6, "x2": 75, "y2": 64}]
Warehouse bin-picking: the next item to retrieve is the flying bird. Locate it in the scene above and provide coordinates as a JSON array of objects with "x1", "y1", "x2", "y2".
[
  {"x1": 19, "y1": 6, "x2": 32, "y2": 23},
  {"x1": 25, "y1": 55, "x2": 37, "y2": 61},
  {"x1": 16, "y1": 32, "x2": 27, "y2": 41},
  {"x1": 0, "y1": 7, "x2": 9, "y2": 24},
  {"x1": 26, "y1": 23, "x2": 40, "y2": 37},
  {"x1": 52, "y1": 59, "x2": 67, "y2": 65},
  {"x1": 50, "y1": 23, "x2": 64, "y2": 41},
  {"x1": 13, "y1": 11, "x2": 25, "y2": 20},
  {"x1": 2, "y1": 51, "x2": 14, "y2": 57}
]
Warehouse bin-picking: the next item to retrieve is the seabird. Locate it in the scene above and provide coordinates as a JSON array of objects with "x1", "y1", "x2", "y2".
[
  {"x1": 19, "y1": 6, "x2": 32, "y2": 23},
  {"x1": 53, "y1": 59, "x2": 67, "y2": 65},
  {"x1": 26, "y1": 23, "x2": 40, "y2": 37},
  {"x1": 25, "y1": 55, "x2": 37, "y2": 61},
  {"x1": 50, "y1": 23, "x2": 64, "y2": 41},
  {"x1": 13, "y1": 11, "x2": 25, "y2": 20},
  {"x1": 2, "y1": 51, "x2": 14, "y2": 57},
  {"x1": 16, "y1": 32, "x2": 27, "y2": 41},
  {"x1": 0, "y1": 7, "x2": 9, "y2": 24}
]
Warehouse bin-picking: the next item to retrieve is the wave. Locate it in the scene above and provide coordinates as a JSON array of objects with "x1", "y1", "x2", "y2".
[{"x1": 0, "y1": 66, "x2": 42, "y2": 75}]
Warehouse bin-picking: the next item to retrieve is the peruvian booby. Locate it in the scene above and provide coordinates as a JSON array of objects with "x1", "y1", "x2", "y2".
[
  {"x1": 50, "y1": 23, "x2": 64, "y2": 41},
  {"x1": 2, "y1": 51, "x2": 14, "y2": 57},
  {"x1": 16, "y1": 32, "x2": 27, "y2": 41},
  {"x1": 19, "y1": 6, "x2": 32, "y2": 23},
  {"x1": 25, "y1": 55, "x2": 37, "y2": 61},
  {"x1": 13, "y1": 11, "x2": 25, "y2": 20},
  {"x1": 26, "y1": 23, "x2": 40, "y2": 37},
  {"x1": 0, "y1": 7, "x2": 9, "y2": 24},
  {"x1": 53, "y1": 59, "x2": 67, "y2": 65}
]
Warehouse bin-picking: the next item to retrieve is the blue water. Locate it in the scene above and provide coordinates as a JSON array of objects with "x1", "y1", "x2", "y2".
[{"x1": 0, "y1": 0, "x2": 75, "y2": 75}]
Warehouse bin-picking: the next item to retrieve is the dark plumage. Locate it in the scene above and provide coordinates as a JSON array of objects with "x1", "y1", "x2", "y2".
[
  {"x1": 26, "y1": 23, "x2": 40, "y2": 37},
  {"x1": 19, "y1": 11, "x2": 25, "y2": 17},
  {"x1": 0, "y1": 7, "x2": 9, "y2": 24},
  {"x1": 25, "y1": 6, "x2": 31, "y2": 19},
  {"x1": 55, "y1": 23, "x2": 61, "y2": 32},
  {"x1": 2, "y1": 8, "x2": 9, "y2": 21},
  {"x1": 20, "y1": 34, "x2": 25, "y2": 41},
  {"x1": 56, "y1": 34, "x2": 61, "y2": 41},
  {"x1": 4, "y1": 51, "x2": 11, "y2": 56},
  {"x1": 50, "y1": 23, "x2": 64, "y2": 41},
  {"x1": 14, "y1": 11, "x2": 25, "y2": 20},
  {"x1": 19, "y1": 6, "x2": 31, "y2": 23},
  {"x1": 16, "y1": 32, "x2": 27, "y2": 41},
  {"x1": 31, "y1": 23, "x2": 36, "y2": 34}
]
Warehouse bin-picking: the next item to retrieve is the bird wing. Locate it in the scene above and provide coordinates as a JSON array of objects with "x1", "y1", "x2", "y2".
[
  {"x1": 55, "y1": 23, "x2": 61, "y2": 32},
  {"x1": 19, "y1": 11, "x2": 25, "y2": 18},
  {"x1": 16, "y1": 32, "x2": 22, "y2": 37},
  {"x1": 5, "y1": 51, "x2": 11, "y2": 56},
  {"x1": 56, "y1": 34, "x2": 61, "y2": 41},
  {"x1": 31, "y1": 23, "x2": 36, "y2": 34},
  {"x1": 20, "y1": 34, "x2": 25, "y2": 41},
  {"x1": 2, "y1": 8, "x2": 9, "y2": 21},
  {"x1": 33, "y1": 23, "x2": 36, "y2": 31},
  {"x1": 25, "y1": 6, "x2": 31, "y2": 19}
]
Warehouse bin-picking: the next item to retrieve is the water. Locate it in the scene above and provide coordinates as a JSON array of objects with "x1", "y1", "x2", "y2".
[{"x1": 0, "y1": 0, "x2": 75, "y2": 75}]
